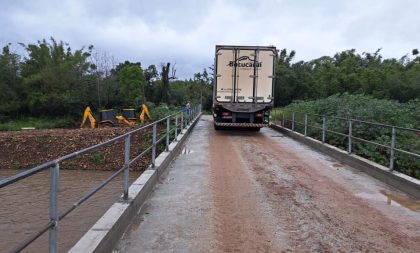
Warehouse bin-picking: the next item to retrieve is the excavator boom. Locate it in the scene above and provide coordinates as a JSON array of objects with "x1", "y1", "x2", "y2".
[
  {"x1": 139, "y1": 104, "x2": 152, "y2": 124},
  {"x1": 80, "y1": 106, "x2": 96, "y2": 128}
]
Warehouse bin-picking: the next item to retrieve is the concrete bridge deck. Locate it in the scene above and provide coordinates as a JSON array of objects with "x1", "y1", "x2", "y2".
[{"x1": 114, "y1": 115, "x2": 420, "y2": 252}]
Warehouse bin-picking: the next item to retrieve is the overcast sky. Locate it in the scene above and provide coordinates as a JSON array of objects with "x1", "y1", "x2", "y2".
[{"x1": 1, "y1": 0, "x2": 419, "y2": 78}]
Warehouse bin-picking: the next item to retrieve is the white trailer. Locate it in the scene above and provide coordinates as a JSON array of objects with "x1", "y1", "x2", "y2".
[{"x1": 213, "y1": 45, "x2": 277, "y2": 130}]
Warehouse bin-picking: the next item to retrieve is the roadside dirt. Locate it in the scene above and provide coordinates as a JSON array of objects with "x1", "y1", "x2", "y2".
[{"x1": 0, "y1": 127, "x2": 153, "y2": 171}]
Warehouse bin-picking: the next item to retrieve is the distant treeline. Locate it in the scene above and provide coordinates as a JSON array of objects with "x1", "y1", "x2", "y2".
[
  {"x1": 1, "y1": 38, "x2": 419, "y2": 121},
  {"x1": 274, "y1": 48, "x2": 420, "y2": 106},
  {"x1": 0, "y1": 38, "x2": 213, "y2": 120}
]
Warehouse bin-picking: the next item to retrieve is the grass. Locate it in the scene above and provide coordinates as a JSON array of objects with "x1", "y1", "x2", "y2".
[
  {"x1": 89, "y1": 152, "x2": 105, "y2": 164},
  {"x1": 0, "y1": 116, "x2": 76, "y2": 131}
]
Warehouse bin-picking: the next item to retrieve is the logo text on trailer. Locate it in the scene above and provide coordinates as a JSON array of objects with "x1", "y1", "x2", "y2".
[{"x1": 228, "y1": 56, "x2": 262, "y2": 68}]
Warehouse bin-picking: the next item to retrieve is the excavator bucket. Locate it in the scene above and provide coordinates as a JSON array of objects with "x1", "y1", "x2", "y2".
[{"x1": 116, "y1": 115, "x2": 136, "y2": 127}]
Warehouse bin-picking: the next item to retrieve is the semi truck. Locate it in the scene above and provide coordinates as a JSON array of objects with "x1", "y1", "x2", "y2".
[{"x1": 212, "y1": 45, "x2": 277, "y2": 130}]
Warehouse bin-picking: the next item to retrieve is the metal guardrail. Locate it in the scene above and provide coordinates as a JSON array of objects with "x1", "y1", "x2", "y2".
[
  {"x1": 0, "y1": 104, "x2": 202, "y2": 253},
  {"x1": 272, "y1": 110, "x2": 420, "y2": 172}
]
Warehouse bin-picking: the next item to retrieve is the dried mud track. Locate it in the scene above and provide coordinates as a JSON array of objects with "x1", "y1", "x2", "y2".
[
  {"x1": 209, "y1": 129, "x2": 284, "y2": 252},
  {"x1": 208, "y1": 118, "x2": 420, "y2": 252}
]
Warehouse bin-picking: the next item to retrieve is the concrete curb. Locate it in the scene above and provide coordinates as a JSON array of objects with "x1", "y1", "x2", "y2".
[
  {"x1": 69, "y1": 114, "x2": 202, "y2": 253},
  {"x1": 270, "y1": 124, "x2": 420, "y2": 198}
]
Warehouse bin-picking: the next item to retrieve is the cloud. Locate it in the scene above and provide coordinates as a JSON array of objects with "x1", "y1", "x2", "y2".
[{"x1": 1, "y1": 0, "x2": 419, "y2": 78}]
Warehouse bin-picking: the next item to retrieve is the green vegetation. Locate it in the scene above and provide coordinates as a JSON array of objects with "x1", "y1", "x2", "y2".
[
  {"x1": 273, "y1": 49, "x2": 420, "y2": 106},
  {"x1": 90, "y1": 152, "x2": 105, "y2": 164},
  {"x1": 0, "y1": 116, "x2": 75, "y2": 131},
  {"x1": 0, "y1": 38, "x2": 212, "y2": 123},
  {"x1": 275, "y1": 94, "x2": 419, "y2": 179}
]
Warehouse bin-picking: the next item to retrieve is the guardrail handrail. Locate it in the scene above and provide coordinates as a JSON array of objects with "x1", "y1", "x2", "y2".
[
  {"x1": 280, "y1": 111, "x2": 419, "y2": 133},
  {"x1": 272, "y1": 110, "x2": 419, "y2": 173},
  {"x1": 0, "y1": 104, "x2": 202, "y2": 253}
]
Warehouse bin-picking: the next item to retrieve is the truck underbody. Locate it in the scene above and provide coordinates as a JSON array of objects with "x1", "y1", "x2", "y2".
[{"x1": 213, "y1": 103, "x2": 271, "y2": 130}]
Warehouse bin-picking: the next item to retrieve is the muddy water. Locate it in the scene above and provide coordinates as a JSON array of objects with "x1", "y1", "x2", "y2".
[{"x1": 0, "y1": 169, "x2": 141, "y2": 253}]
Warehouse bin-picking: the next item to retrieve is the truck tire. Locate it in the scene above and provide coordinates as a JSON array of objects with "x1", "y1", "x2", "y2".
[
  {"x1": 251, "y1": 127, "x2": 261, "y2": 131},
  {"x1": 214, "y1": 124, "x2": 222, "y2": 130}
]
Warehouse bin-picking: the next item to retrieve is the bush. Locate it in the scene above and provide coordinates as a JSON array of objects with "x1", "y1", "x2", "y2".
[
  {"x1": 277, "y1": 93, "x2": 420, "y2": 179},
  {"x1": 148, "y1": 103, "x2": 180, "y2": 120}
]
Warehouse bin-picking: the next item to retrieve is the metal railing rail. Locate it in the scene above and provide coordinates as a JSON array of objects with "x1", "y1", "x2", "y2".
[
  {"x1": 272, "y1": 110, "x2": 420, "y2": 172},
  {"x1": 0, "y1": 104, "x2": 202, "y2": 253}
]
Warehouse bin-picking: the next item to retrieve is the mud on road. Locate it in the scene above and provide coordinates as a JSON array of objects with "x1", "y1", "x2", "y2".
[{"x1": 117, "y1": 115, "x2": 420, "y2": 252}]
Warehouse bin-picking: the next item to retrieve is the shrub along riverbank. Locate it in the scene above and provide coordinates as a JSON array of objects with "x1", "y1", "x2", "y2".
[{"x1": 274, "y1": 93, "x2": 419, "y2": 179}]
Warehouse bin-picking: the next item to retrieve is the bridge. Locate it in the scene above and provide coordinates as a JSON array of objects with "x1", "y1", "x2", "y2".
[{"x1": 1, "y1": 108, "x2": 420, "y2": 252}]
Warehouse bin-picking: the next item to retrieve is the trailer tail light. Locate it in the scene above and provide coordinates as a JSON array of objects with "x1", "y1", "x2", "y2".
[
  {"x1": 213, "y1": 103, "x2": 221, "y2": 110},
  {"x1": 221, "y1": 111, "x2": 232, "y2": 119},
  {"x1": 256, "y1": 113, "x2": 263, "y2": 117}
]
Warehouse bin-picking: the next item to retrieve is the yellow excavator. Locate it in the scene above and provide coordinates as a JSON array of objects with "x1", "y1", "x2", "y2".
[
  {"x1": 80, "y1": 106, "x2": 136, "y2": 128},
  {"x1": 80, "y1": 104, "x2": 152, "y2": 128}
]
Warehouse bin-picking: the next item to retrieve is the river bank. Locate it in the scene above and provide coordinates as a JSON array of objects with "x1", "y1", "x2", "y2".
[{"x1": 0, "y1": 128, "x2": 151, "y2": 172}]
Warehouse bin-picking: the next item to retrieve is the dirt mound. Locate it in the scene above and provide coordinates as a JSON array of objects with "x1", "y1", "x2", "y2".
[{"x1": 0, "y1": 128, "x2": 153, "y2": 171}]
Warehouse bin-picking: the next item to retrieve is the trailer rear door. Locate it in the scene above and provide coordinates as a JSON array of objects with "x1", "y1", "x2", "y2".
[
  {"x1": 215, "y1": 49, "x2": 235, "y2": 103},
  {"x1": 215, "y1": 46, "x2": 275, "y2": 104}
]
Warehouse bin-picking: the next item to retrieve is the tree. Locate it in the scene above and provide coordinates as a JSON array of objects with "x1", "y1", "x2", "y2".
[
  {"x1": 19, "y1": 38, "x2": 94, "y2": 117},
  {"x1": 160, "y1": 62, "x2": 176, "y2": 104},
  {"x1": 90, "y1": 50, "x2": 117, "y2": 108},
  {"x1": 116, "y1": 63, "x2": 147, "y2": 107},
  {"x1": 0, "y1": 45, "x2": 21, "y2": 118}
]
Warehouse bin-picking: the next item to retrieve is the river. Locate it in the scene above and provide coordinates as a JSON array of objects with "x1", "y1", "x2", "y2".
[{"x1": 0, "y1": 169, "x2": 141, "y2": 253}]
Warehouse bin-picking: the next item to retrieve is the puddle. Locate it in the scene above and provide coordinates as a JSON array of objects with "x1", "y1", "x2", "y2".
[
  {"x1": 356, "y1": 191, "x2": 420, "y2": 212},
  {"x1": 181, "y1": 147, "x2": 194, "y2": 155},
  {"x1": 379, "y1": 190, "x2": 420, "y2": 212}
]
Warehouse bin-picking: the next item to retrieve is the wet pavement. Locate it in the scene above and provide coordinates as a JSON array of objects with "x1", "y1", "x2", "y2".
[{"x1": 115, "y1": 115, "x2": 420, "y2": 252}]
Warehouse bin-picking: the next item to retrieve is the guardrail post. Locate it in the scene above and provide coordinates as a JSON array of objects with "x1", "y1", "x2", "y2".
[
  {"x1": 292, "y1": 112, "x2": 295, "y2": 131},
  {"x1": 152, "y1": 123, "x2": 157, "y2": 168},
  {"x1": 304, "y1": 114, "x2": 308, "y2": 136},
  {"x1": 389, "y1": 127, "x2": 396, "y2": 171},
  {"x1": 348, "y1": 120, "x2": 352, "y2": 153},
  {"x1": 322, "y1": 116, "x2": 326, "y2": 143},
  {"x1": 272, "y1": 109, "x2": 275, "y2": 123},
  {"x1": 49, "y1": 163, "x2": 59, "y2": 253},
  {"x1": 175, "y1": 115, "x2": 178, "y2": 141},
  {"x1": 123, "y1": 134, "x2": 130, "y2": 200},
  {"x1": 166, "y1": 117, "x2": 170, "y2": 151},
  {"x1": 282, "y1": 113, "x2": 284, "y2": 127},
  {"x1": 181, "y1": 111, "x2": 184, "y2": 130}
]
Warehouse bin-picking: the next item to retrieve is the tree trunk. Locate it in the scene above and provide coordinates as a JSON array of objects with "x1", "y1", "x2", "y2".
[{"x1": 161, "y1": 63, "x2": 170, "y2": 103}]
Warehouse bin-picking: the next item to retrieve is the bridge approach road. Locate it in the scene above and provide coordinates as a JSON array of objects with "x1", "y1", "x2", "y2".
[{"x1": 115, "y1": 115, "x2": 420, "y2": 252}]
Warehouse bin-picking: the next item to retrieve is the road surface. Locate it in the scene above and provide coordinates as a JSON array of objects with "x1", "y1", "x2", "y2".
[{"x1": 115, "y1": 115, "x2": 420, "y2": 252}]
